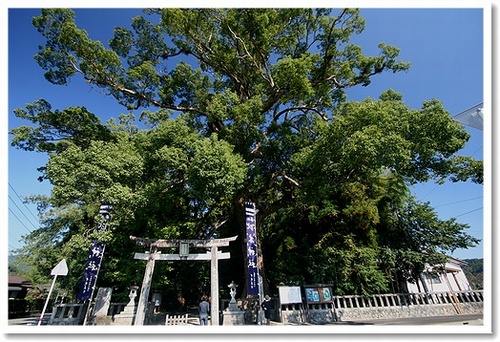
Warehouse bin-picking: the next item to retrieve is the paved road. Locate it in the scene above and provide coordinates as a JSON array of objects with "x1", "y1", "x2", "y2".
[
  {"x1": 342, "y1": 314, "x2": 483, "y2": 326},
  {"x1": 268, "y1": 314, "x2": 484, "y2": 326},
  {"x1": 9, "y1": 313, "x2": 483, "y2": 326},
  {"x1": 8, "y1": 314, "x2": 51, "y2": 326}
]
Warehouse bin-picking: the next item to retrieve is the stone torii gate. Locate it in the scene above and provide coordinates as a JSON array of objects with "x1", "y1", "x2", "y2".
[{"x1": 130, "y1": 235, "x2": 237, "y2": 326}]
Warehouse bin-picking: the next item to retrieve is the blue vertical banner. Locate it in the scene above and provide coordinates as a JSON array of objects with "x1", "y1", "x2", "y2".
[
  {"x1": 78, "y1": 240, "x2": 105, "y2": 301},
  {"x1": 78, "y1": 202, "x2": 112, "y2": 302},
  {"x1": 245, "y1": 202, "x2": 259, "y2": 296}
]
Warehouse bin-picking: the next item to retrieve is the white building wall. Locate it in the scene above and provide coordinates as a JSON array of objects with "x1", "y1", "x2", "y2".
[
  {"x1": 445, "y1": 268, "x2": 472, "y2": 292},
  {"x1": 406, "y1": 258, "x2": 472, "y2": 293}
]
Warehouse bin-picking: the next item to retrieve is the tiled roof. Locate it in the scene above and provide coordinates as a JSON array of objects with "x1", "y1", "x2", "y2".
[{"x1": 8, "y1": 275, "x2": 33, "y2": 287}]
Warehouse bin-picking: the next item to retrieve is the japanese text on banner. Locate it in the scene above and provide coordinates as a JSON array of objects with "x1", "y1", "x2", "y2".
[
  {"x1": 77, "y1": 241, "x2": 104, "y2": 300},
  {"x1": 245, "y1": 202, "x2": 259, "y2": 296}
]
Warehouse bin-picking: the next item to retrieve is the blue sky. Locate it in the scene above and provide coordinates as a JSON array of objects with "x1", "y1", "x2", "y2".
[{"x1": 5, "y1": 6, "x2": 489, "y2": 263}]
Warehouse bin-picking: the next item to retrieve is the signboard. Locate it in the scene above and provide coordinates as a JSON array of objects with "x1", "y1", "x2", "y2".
[
  {"x1": 51, "y1": 259, "x2": 68, "y2": 276},
  {"x1": 93, "y1": 287, "x2": 113, "y2": 317},
  {"x1": 304, "y1": 286, "x2": 333, "y2": 303},
  {"x1": 279, "y1": 286, "x2": 302, "y2": 304},
  {"x1": 245, "y1": 202, "x2": 259, "y2": 296},
  {"x1": 179, "y1": 241, "x2": 189, "y2": 257}
]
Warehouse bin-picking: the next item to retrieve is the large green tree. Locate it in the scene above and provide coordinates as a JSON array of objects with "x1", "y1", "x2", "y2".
[{"x1": 11, "y1": 9, "x2": 481, "y2": 301}]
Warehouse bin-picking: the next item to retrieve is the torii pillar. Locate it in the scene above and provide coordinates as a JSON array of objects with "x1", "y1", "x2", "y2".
[{"x1": 130, "y1": 235, "x2": 237, "y2": 326}]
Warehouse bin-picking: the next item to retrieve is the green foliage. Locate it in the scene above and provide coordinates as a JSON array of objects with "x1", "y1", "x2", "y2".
[
  {"x1": 188, "y1": 134, "x2": 247, "y2": 210},
  {"x1": 264, "y1": 96, "x2": 480, "y2": 295},
  {"x1": 10, "y1": 9, "x2": 482, "y2": 300},
  {"x1": 11, "y1": 99, "x2": 114, "y2": 153},
  {"x1": 462, "y1": 258, "x2": 483, "y2": 290},
  {"x1": 46, "y1": 140, "x2": 144, "y2": 205}
]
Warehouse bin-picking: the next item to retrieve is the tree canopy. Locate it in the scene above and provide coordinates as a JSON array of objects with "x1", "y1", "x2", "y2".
[{"x1": 11, "y1": 8, "x2": 481, "y2": 302}]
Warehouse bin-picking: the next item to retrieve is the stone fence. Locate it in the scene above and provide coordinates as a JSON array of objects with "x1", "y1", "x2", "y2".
[
  {"x1": 48, "y1": 302, "x2": 128, "y2": 325},
  {"x1": 48, "y1": 303, "x2": 86, "y2": 325},
  {"x1": 221, "y1": 298, "x2": 263, "y2": 324},
  {"x1": 108, "y1": 302, "x2": 128, "y2": 316},
  {"x1": 294, "y1": 290, "x2": 484, "y2": 324},
  {"x1": 46, "y1": 290, "x2": 483, "y2": 325},
  {"x1": 334, "y1": 290, "x2": 483, "y2": 320}
]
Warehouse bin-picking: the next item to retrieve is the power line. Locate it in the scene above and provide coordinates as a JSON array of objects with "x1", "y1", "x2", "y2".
[
  {"x1": 455, "y1": 207, "x2": 482, "y2": 218},
  {"x1": 417, "y1": 143, "x2": 482, "y2": 201},
  {"x1": 434, "y1": 196, "x2": 482, "y2": 208},
  {"x1": 470, "y1": 146, "x2": 483, "y2": 158},
  {"x1": 9, "y1": 244, "x2": 21, "y2": 253},
  {"x1": 8, "y1": 194, "x2": 39, "y2": 231},
  {"x1": 8, "y1": 207, "x2": 33, "y2": 234},
  {"x1": 8, "y1": 184, "x2": 43, "y2": 254},
  {"x1": 8, "y1": 183, "x2": 40, "y2": 223},
  {"x1": 418, "y1": 184, "x2": 438, "y2": 200},
  {"x1": 8, "y1": 230, "x2": 23, "y2": 244}
]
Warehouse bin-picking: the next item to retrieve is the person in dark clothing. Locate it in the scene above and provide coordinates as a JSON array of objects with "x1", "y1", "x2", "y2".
[
  {"x1": 261, "y1": 295, "x2": 272, "y2": 325},
  {"x1": 199, "y1": 295, "x2": 210, "y2": 326}
]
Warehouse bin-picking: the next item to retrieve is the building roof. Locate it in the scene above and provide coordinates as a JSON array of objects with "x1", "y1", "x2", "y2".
[{"x1": 8, "y1": 275, "x2": 33, "y2": 288}]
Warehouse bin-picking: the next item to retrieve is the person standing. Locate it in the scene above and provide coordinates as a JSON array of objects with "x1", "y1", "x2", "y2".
[
  {"x1": 199, "y1": 295, "x2": 210, "y2": 326},
  {"x1": 261, "y1": 295, "x2": 272, "y2": 325}
]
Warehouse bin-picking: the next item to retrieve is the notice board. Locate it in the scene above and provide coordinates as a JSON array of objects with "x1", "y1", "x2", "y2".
[
  {"x1": 278, "y1": 286, "x2": 302, "y2": 304},
  {"x1": 304, "y1": 286, "x2": 333, "y2": 303}
]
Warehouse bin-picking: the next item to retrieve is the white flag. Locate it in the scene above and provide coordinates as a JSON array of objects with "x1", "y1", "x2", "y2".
[{"x1": 453, "y1": 103, "x2": 483, "y2": 131}]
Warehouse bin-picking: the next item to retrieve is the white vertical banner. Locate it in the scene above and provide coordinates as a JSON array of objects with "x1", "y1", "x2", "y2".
[{"x1": 245, "y1": 202, "x2": 259, "y2": 296}]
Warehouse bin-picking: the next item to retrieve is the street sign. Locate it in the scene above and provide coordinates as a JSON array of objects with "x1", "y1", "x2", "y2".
[
  {"x1": 39, "y1": 259, "x2": 68, "y2": 325},
  {"x1": 51, "y1": 259, "x2": 68, "y2": 276}
]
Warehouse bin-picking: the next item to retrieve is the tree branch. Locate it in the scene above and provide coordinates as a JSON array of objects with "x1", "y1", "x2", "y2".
[
  {"x1": 68, "y1": 55, "x2": 210, "y2": 116},
  {"x1": 283, "y1": 173, "x2": 301, "y2": 187},
  {"x1": 273, "y1": 106, "x2": 329, "y2": 122}
]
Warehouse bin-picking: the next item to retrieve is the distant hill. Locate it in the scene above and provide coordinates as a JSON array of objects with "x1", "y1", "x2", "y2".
[
  {"x1": 462, "y1": 258, "x2": 483, "y2": 290},
  {"x1": 8, "y1": 254, "x2": 31, "y2": 276}
]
